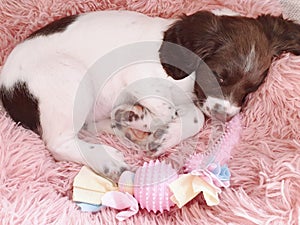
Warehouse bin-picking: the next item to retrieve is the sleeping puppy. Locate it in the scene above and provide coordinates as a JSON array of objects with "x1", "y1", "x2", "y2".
[{"x1": 1, "y1": 10, "x2": 300, "y2": 180}]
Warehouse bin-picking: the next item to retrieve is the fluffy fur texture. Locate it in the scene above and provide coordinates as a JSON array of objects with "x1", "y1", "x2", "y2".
[{"x1": 1, "y1": 0, "x2": 299, "y2": 224}]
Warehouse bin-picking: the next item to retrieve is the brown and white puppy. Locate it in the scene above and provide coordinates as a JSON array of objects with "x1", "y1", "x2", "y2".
[{"x1": 0, "y1": 10, "x2": 300, "y2": 180}]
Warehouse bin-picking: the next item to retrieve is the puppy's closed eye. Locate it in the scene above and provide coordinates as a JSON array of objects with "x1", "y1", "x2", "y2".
[{"x1": 246, "y1": 69, "x2": 269, "y2": 93}]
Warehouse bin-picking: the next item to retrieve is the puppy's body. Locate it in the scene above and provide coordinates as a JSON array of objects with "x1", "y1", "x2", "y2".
[
  {"x1": 1, "y1": 10, "x2": 300, "y2": 180},
  {"x1": 0, "y1": 11, "x2": 204, "y2": 179}
]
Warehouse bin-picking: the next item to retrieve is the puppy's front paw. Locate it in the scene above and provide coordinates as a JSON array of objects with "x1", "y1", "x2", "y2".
[
  {"x1": 84, "y1": 144, "x2": 130, "y2": 182},
  {"x1": 112, "y1": 103, "x2": 148, "y2": 129},
  {"x1": 111, "y1": 104, "x2": 153, "y2": 145},
  {"x1": 101, "y1": 147, "x2": 130, "y2": 182},
  {"x1": 146, "y1": 123, "x2": 181, "y2": 156},
  {"x1": 102, "y1": 164, "x2": 129, "y2": 182}
]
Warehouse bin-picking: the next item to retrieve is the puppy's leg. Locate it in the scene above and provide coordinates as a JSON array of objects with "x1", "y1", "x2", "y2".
[
  {"x1": 50, "y1": 137, "x2": 128, "y2": 181},
  {"x1": 109, "y1": 103, "x2": 175, "y2": 147},
  {"x1": 110, "y1": 102, "x2": 204, "y2": 155},
  {"x1": 41, "y1": 98, "x2": 128, "y2": 181},
  {"x1": 85, "y1": 119, "x2": 115, "y2": 134},
  {"x1": 146, "y1": 103, "x2": 205, "y2": 155},
  {"x1": 33, "y1": 57, "x2": 128, "y2": 181},
  {"x1": 112, "y1": 103, "x2": 154, "y2": 131}
]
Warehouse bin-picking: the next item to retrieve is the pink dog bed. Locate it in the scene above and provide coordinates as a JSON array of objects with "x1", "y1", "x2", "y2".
[{"x1": 1, "y1": 0, "x2": 299, "y2": 224}]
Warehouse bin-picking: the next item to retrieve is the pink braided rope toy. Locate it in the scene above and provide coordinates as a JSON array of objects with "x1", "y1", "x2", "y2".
[{"x1": 185, "y1": 114, "x2": 242, "y2": 172}]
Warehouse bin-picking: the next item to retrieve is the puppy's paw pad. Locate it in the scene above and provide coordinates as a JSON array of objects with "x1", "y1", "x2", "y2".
[
  {"x1": 112, "y1": 104, "x2": 146, "y2": 125},
  {"x1": 115, "y1": 109, "x2": 139, "y2": 123}
]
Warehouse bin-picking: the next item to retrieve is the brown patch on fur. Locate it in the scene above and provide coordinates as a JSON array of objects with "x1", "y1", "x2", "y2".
[
  {"x1": 28, "y1": 14, "x2": 78, "y2": 39},
  {"x1": 0, "y1": 81, "x2": 41, "y2": 134}
]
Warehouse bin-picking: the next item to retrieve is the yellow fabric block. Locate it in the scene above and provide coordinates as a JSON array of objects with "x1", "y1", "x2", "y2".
[
  {"x1": 73, "y1": 166, "x2": 118, "y2": 205},
  {"x1": 169, "y1": 174, "x2": 220, "y2": 208}
]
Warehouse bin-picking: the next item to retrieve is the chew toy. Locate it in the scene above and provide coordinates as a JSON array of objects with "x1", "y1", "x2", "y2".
[
  {"x1": 73, "y1": 115, "x2": 242, "y2": 221},
  {"x1": 133, "y1": 160, "x2": 178, "y2": 213}
]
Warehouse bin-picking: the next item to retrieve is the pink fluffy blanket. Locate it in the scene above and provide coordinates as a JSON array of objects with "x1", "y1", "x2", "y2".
[{"x1": 1, "y1": 0, "x2": 299, "y2": 224}]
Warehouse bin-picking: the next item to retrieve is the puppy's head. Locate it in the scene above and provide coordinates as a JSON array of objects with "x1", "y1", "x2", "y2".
[{"x1": 159, "y1": 11, "x2": 300, "y2": 121}]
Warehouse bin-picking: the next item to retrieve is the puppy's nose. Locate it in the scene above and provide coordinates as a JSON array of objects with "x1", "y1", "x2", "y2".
[
  {"x1": 210, "y1": 103, "x2": 236, "y2": 122},
  {"x1": 212, "y1": 111, "x2": 233, "y2": 122}
]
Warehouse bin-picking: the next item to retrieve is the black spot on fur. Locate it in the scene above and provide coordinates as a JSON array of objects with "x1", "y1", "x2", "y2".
[
  {"x1": 125, "y1": 133, "x2": 132, "y2": 140},
  {"x1": 148, "y1": 142, "x2": 161, "y2": 151},
  {"x1": 114, "y1": 109, "x2": 123, "y2": 122},
  {"x1": 124, "y1": 111, "x2": 139, "y2": 122},
  {"x1": 115, "y1": 123, "x2": 122, "y2": 129},
  {"x1": 0, "y1": 82, "x2": 41, "y2": 134},
  {"x1": 104, "y1": 167, "x2": 110, "y2": 174},
  {"x1": 119, "y1": 167, "x2": 128, "y2": 174},
  {"x1": 28, "y1": 14, "x2": 78, "y2": 39},
  {"x1": 153, "y1": 129, "x2": 166, "y2": 139}
]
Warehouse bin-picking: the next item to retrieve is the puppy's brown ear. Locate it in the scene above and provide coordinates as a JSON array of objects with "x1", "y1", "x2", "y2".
[
  {"x1": 258, "y1": 14, "x2": 300, "y2": 57},
  {"x1": 159, "y1": 11, "x2": 221, "y2": 80}
]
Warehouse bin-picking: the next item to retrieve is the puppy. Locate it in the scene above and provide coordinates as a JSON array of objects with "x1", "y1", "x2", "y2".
[{"x1": 0, "y1": 10, "x2": 300, "y2": 180}]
